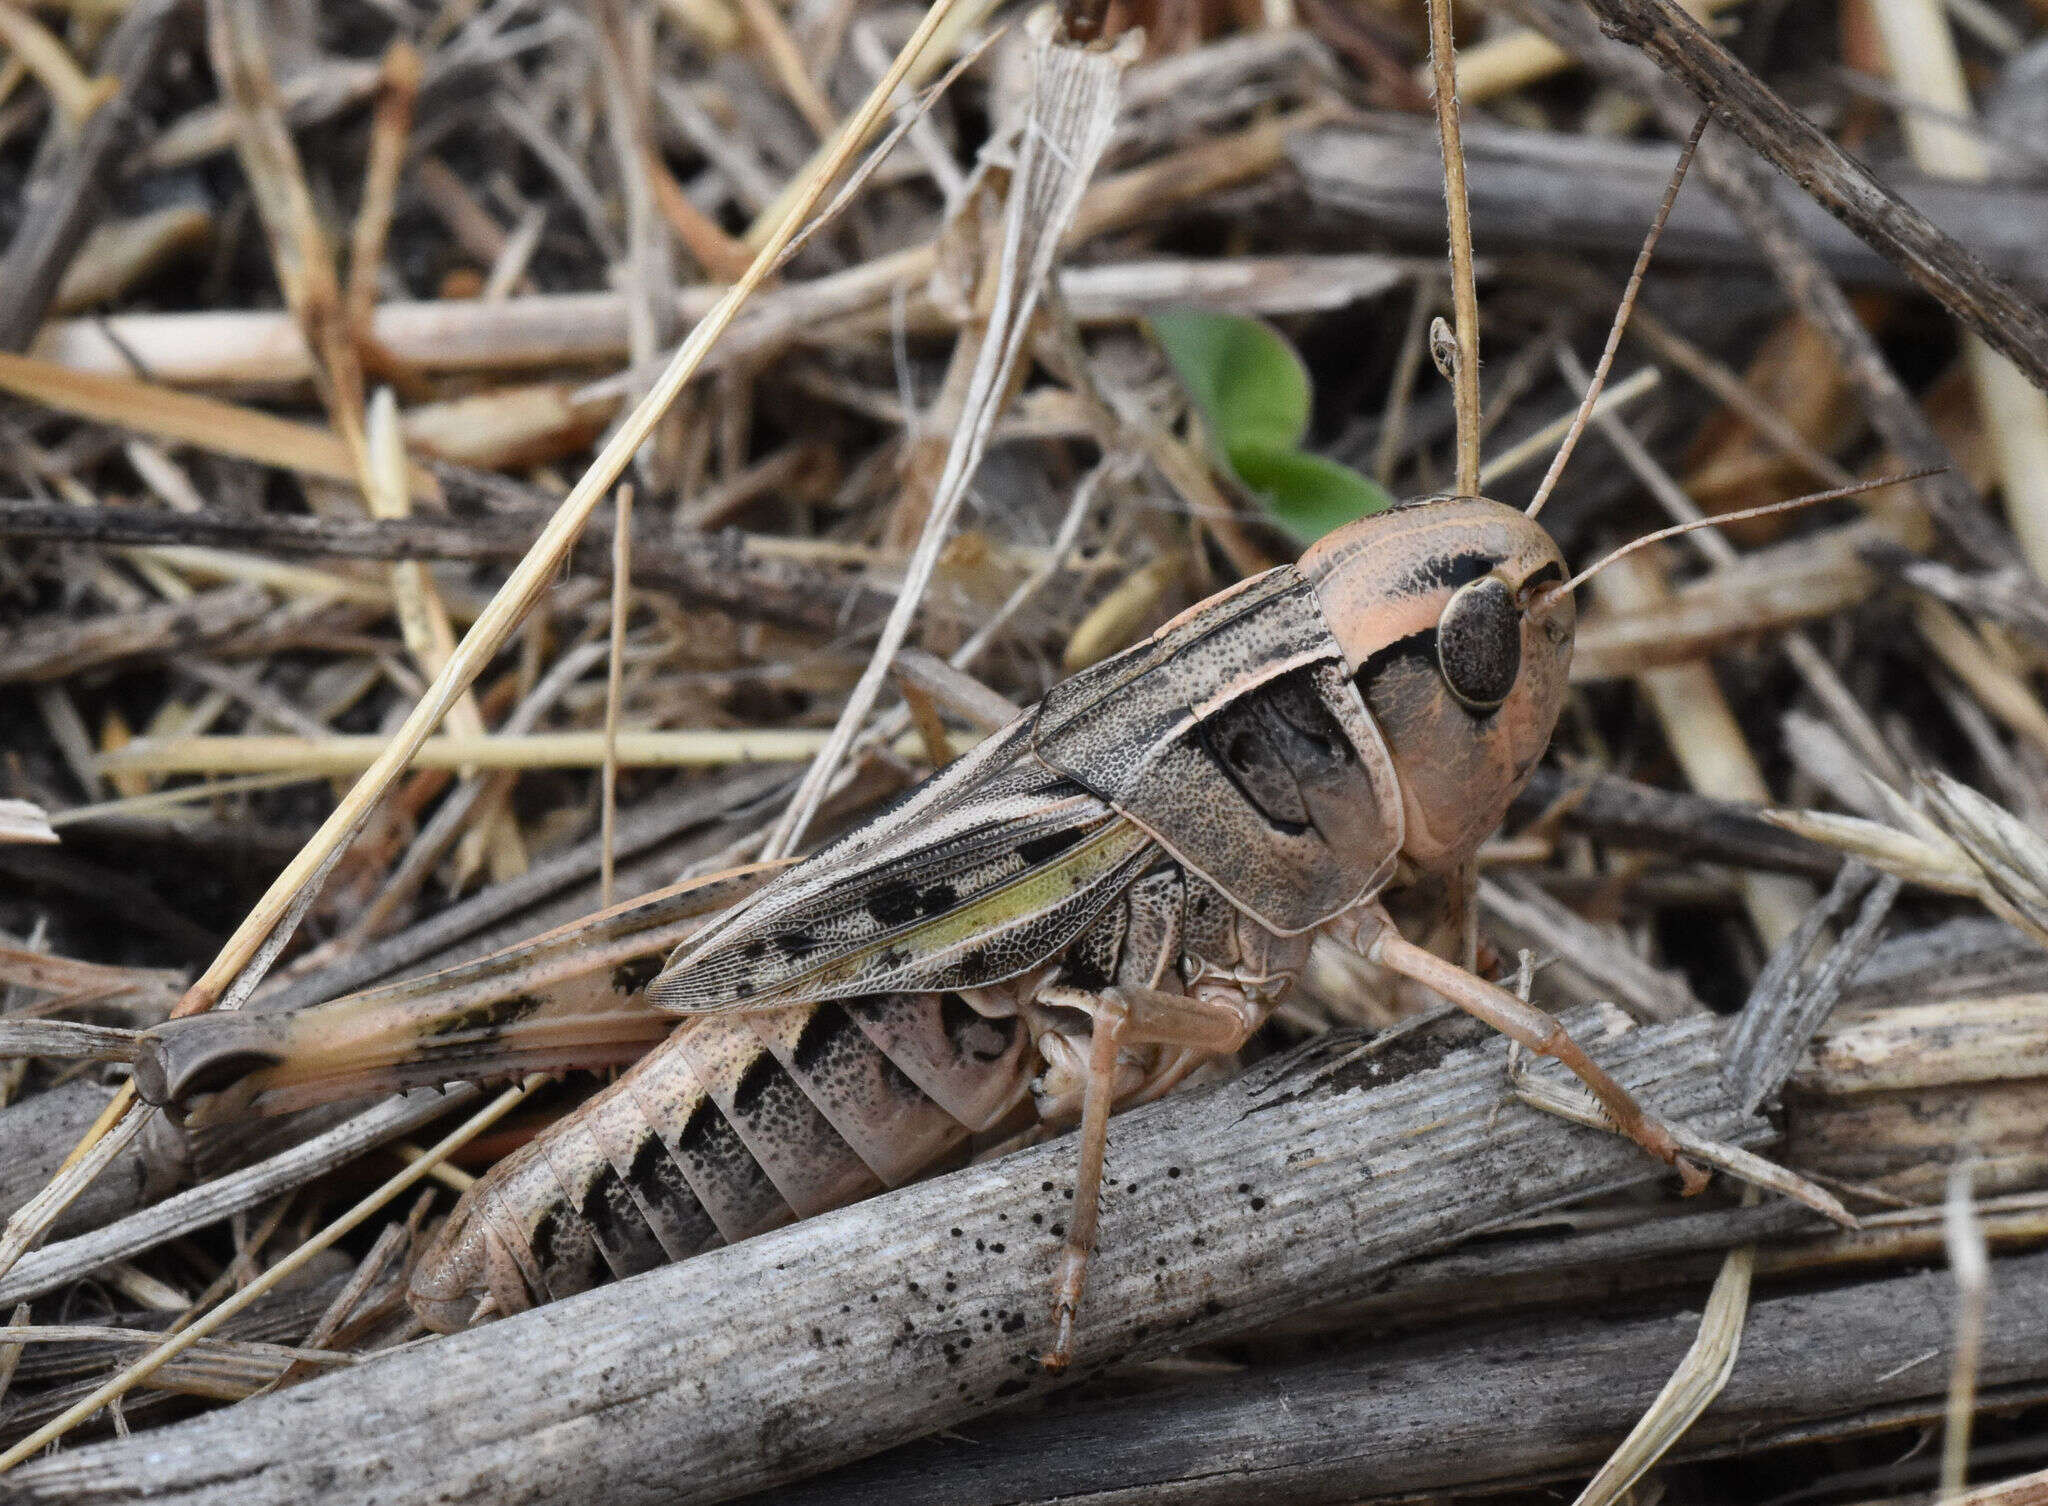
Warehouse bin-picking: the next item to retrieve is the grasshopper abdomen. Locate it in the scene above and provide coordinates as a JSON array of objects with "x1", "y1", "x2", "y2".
[{"x1": 411, "y1": 990, "x2": 1041, "y2": 1329}]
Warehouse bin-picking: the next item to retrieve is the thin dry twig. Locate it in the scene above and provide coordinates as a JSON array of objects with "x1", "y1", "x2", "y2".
[
  {"x1": 601, "y1": 485, "x2": 633, "y2": 909},
  {"x1": 1420, "y1": 0, "x2": 1480, "y2": 494}
]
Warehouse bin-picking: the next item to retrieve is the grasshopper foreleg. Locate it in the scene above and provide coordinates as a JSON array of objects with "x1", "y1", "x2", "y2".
[
  {"x1": 1042, "y1": 983, "x2": 1259, "y2": 1375},
  {"x1": 1336, "y1": 905, "x2": 1710, "y2": 1196}
]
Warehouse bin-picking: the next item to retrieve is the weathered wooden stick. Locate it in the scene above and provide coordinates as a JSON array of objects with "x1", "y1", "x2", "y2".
[
  {"x1": 0, "y1": 502, "x2": 894, "y2": 639},
  {"x1": 1509, "y1": 766, "x2": 1841, "y2": 880},
  {"x1": 5, "y1": 1013, "x2": 1761, "y2": 1505},
  {"x1": 770, "y1": 1248, "x2": 2048, "y2": 1505},
  {"x1": 1290, "y1": 115, "x2": 2048, "y2": 292}
]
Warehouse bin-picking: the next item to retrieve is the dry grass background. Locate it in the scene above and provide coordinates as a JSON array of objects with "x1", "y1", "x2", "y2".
[{"x1": 2, "y1": 0, "x2": 2048, "y2": 1497}]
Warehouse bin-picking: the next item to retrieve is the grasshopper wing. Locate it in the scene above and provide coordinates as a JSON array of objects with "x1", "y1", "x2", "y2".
[
  {"x1": 649, "y1": 718, "x2": 1158, "y2": 1013},
  {"x1": 1032, "y1": 567, "x2": 1403, "y2": 935}
]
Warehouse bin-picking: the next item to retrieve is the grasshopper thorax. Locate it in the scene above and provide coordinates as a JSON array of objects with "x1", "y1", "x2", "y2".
[{"x1": 1298, "y1": 495, "x2": 1574, "y2": 867}]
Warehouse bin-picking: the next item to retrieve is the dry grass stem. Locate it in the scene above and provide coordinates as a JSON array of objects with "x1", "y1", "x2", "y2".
[
  {"x1": 0, "y1": 2, "x2": 115, "y2": 126},
  {"x1": 601, "y1": 485, "x2": 633, "y2": 909},
  {"x1": 1942, "y1": 1159, "x2": 1991, "y2": 1500},
  {"x1": 1570, "y1": 1230, "x2": 1756, "y2": 1506},
  {"x1": 1421, "y1": 0, "x2": 1480, "y2": 493},
  {"x1": 92, "y1": 728, "x2": 854, "y2": 776}
]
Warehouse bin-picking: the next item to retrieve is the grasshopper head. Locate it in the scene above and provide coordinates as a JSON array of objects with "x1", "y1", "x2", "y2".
[{"x1": 1298, "y1": 496, "x2": 1573, "y2": 866}]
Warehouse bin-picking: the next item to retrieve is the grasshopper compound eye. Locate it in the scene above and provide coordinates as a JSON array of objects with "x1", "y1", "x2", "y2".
[{"x1": 1436, "y1": 576, "x2": 1519, "y2": 711}]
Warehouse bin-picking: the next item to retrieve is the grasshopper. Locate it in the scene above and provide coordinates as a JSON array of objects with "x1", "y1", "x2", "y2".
[
  {"x1": 137, "y1": 493, "x2": 1724, "y2": 1368},
  {"x1": 128, "y1": 50, "x2": 1849, "y2": 1374}
]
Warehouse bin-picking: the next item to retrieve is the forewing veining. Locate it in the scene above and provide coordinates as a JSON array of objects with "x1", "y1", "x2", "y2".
[{"x1": 650, "y1": 726, "x2": 1160, "y2": 1012}]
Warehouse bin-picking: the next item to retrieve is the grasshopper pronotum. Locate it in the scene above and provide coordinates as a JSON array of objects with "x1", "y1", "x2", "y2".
[{"x1": 125, "y1": 12, "x2": 1880, "y2": 1376}]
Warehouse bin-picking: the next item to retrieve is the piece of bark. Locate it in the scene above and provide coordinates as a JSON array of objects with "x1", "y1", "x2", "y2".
[
  {"x1": 3, "y1": 1012, "x2": 1761, "y2": 1505},
  {"x1": 762, "y1": 1249, "x2": 2048, "y2": 1506},
  {"x1": 1291, "y1": 115, "x2": 2048, "y2": 293}
]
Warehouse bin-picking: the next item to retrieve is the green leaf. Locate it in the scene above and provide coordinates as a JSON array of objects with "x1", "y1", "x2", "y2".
[
  {"x1": 1149, "y1": 310, "x2": 1310, "y2": 455},
  {"x1": 1229, "y1": 445, "x2": 1394, "y2": 540}
]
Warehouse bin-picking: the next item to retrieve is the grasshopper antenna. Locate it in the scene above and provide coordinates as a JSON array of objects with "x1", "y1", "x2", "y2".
[
  {"x1": 1421, "y1": 0, "x2": 1481, "y2": 496},
  {"x1": 1555, "y1": 469, "x2": 1944, "y2": 596},
  {"x1": 1526, "y1": 112, "x2": 1710, "y2": 521}
]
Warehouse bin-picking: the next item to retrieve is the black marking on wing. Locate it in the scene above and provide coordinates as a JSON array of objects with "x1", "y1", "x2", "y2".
[
  {"x1": 866, "y1": 879, "x2": 961, "y2": 927},
  {"x1": 1015, "y1": 828, "x2": 1083, "y2": 864}
]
